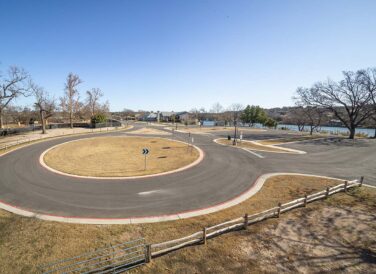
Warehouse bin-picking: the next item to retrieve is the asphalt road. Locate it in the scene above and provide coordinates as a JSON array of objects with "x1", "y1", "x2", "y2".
[{"x1": 0, "y1": 124, "x2": 375, "y2": 219}]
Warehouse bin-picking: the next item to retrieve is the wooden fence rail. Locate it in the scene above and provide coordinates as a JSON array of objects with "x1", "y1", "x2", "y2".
[{"x1": 150, "y1": 179, "x2": 362, "y2": 258}]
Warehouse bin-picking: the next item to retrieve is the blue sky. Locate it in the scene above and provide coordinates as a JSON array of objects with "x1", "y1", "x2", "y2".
[{"x1": 1, "y1": 0, "x2": 375, "y2": 112}]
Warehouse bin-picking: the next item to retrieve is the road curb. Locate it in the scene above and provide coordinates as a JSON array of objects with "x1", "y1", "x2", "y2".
[
  {"x1": 39, "y1": 136, "x2": 205, "y2": 180},
  {"x1": 0, "y1": 173, "x2": 348, "y2": 224}
]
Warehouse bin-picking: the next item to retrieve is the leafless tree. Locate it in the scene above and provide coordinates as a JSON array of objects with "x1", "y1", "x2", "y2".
[
  {"x1": 63, "y1": 73, "x2": 82, "y2": 128},
  {"x1": 227, "y1": 103, "x2": 244, "y2": 144},
  {"x1": 295, "y1": 70, "x2": 375, "y2": 139},
  {"x1": 300, "y1": 106, "x2": 324, "y2": 135},
  {"x1": 86, "y1": 88, "x2": 103, "y2": 117},
  {"x1": 0, "y1": 66, "x2": 30, "y2": 128},
  {"x1": 31, "y1": 82, "x2": 55, "y2": 134},
  {"x1": 210, "y1": 102, "x2": 224, "y2": 113},
  {"x1": 285, "y1": 107, "x2": 306, "y2": 132},
  {"x1": 358, "y1": 68, "x2": 376, "y2": 138}
]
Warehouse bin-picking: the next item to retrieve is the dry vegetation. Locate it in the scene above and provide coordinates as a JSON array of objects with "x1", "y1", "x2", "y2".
[
  {"x1": 43, "y1": 136, "x2": 200, "y2": 177},
  {"x1": 258, "y1": 135, "x2": 325, "y2": 145},
  {"x1": 216, "y1": 138, "x2": 298, "y2": 153},
  {"x1": 0, "y1": 126, "x2": 132, "y2": 156},
  {"x1": 127, "y1": 128, "x2": 171, "y2": 135},
  {"x1": 176, "y1": 127, "x2": 266, "y2": 133},
  {"x1": 0, "y1": 175, "x2": 374, "y2": 273}
]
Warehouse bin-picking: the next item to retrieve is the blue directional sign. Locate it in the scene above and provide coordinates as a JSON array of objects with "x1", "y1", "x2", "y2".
[{"x1": 142, "y1": 148, "x2": 149, "y2": 155}]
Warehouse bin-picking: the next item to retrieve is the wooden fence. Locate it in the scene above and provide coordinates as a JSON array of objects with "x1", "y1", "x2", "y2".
[{"x1": 148, "y1": 178, "x2": 364, "y2": 259}]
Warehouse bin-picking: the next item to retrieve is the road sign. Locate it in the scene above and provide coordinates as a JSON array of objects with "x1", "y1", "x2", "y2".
[{"x1": 142, "y1": 148, "x2": 149, "y2": 170}]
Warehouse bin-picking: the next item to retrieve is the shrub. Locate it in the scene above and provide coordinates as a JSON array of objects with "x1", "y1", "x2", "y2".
[
  {"x1": 263, "y1": 118, "x2": 278, "y2": 128},
  {"x1": 91, "y1": 113, "x2": 107, "y2": 124}
]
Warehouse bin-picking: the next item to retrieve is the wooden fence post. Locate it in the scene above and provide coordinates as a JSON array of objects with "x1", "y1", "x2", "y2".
[
  {"x1": 304, "y1": 194, "x2": 307, "y2": 207},
  {"x1": 344, "y1": 181, "x2": 348, "y2": 192},
  {"x1": 277, "y1": 203, "x2": 281, "y2": 217},
  {"x1": 145, "y1": 244, "x2": 151, "y2": 263},
  {"x1": 360, "y1": 176, "x2": 364, "y2": 187},
  {"x1": 244, "y1": 213, "x2": 248, "y2": 229},
  {"x1": 325, "y1": 187, "x2": 330, "y2": 199},
  {"x1": 202, "y1": 227, "x2": 207, "y2": 245}
]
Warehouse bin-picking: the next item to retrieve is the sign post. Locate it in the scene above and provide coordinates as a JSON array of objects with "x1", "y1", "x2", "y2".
[{"x1": 142, "y1": 148, "x2": 150, "y2": 170}]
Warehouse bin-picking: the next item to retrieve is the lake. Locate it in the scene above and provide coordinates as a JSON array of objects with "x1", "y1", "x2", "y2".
[{"x1": 252, "y1": 123, "x2": 376, "y2": 137}]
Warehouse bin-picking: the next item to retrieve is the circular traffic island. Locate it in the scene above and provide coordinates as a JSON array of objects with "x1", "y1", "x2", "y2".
[{"x1": 42, "y1": 136, "x2": 202, "y2": 178}]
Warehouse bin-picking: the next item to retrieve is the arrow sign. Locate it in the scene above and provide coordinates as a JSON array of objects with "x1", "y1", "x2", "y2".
[{"x1": 142, "y1": 148, "x2": 149, "y2": 170}]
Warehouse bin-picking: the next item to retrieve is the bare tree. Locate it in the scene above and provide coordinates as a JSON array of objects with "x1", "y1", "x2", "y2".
[
  {"x1": 210, "y1": 102, "x2": 224, "y2": 113},
  {"x1": 285, "y1": 107, "x2": 306, "y2": 132},
  {"x1": 227, "y1": 103, "x2": 244, "y2": 144},
  {"x1": 295, "y1": 70, "x2": 375, "y2": 139},
  {"x1": 0, "y1": 66, "x2": 30, "y2": 128},
  {"x1": 64, "y1": 73, "x2": 82, "y2": 128},
  {"x1": 358, "y1": 68, "x2": 376, "y2": 138},
  {"x1": 31, "y1": 82, "x2": 55, "y2": 134},
  {"x1": 300, "y1": 106, "x2": 324, "y2": 135},
  {"x1": 86, "y1": 88, "x2": 103, "y2": 117}
]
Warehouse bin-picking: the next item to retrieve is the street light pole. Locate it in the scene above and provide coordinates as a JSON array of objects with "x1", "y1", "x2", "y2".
[{"x1": 232, "y1": 109, "x2": 239, "y2": 145}]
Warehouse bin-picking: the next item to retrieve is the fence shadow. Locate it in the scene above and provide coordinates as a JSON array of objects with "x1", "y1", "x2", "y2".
[{"x1": 245, "y1": 202, "x2": 376, "y2": 273}]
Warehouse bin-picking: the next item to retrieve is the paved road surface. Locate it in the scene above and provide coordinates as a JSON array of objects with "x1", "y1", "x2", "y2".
[{"x1": 0, "y1": 123, "x2": 374, "y2": 219}]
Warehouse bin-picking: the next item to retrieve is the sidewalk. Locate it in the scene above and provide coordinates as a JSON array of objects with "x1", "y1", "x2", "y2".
[{"x1": 0, "y1": 126, "x2": 126, "y2": 150}]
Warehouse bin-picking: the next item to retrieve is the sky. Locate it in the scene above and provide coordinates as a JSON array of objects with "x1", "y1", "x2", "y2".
[{"x1": 1, "y1": 0, "x2": 376, "y2": 112}]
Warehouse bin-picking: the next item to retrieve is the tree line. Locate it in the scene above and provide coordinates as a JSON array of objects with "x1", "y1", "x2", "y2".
[
  {"x1": 0, "y1": 65, "x2": 109, "y2": 133},
  {"x1": 188, "y1": 103, "x2": 277, "y2": 128}
]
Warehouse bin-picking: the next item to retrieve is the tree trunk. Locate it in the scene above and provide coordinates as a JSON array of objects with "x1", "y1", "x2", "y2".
[
  {"x1": 0, "y1": 109, "x2": 3, "y2": 129},
  {"x1": 70, "y1": 111, "x2": 73, "y2": 129},
  {"x1": 40, "y1": 110, "x2": 46, "y2": 134},
  {"x1": 349, "y1": 126, "x2": 356, "y2": 139},
  {"x1": 374, "y1": 128, "x2": 376, "y2": 139},
  {"x1": 310, "y1": 126, "x2": 313, "y2": 135}
]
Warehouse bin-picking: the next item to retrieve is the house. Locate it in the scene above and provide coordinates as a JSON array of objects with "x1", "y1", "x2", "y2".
[{"x1": 145, "y1": 113, "x2": 158, "y2": 121}]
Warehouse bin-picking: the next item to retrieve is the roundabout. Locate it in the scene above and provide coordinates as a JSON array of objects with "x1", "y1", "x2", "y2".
[
  {"x1": 41, "y1": 136, "x2": 202, "y2": 179},
  {"x1": 0, "y1": 124, "x2": 375, "y2": 224}
]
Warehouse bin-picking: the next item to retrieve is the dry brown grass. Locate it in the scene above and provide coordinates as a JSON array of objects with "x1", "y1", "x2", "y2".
[
  {"x1": 2, "y1": 175, "x2": 373, "y2": 273},
  {"x1": 258, "y1": 135, "x2": 324, "y2": 145},
  {"x1": 127, "y1": 128, "x2": 171, "y2": 135},
  {"x1": 0, "y1": 126, "x2": 131, "y2": 156},
  {"x1": 178, "y1": 127, "x2": 265, "y2": 133},
  {"x1": 216, "y1": 138, "x2": 297, "y2": 153},
  {"x1": 43, "y1": 137, "x2": 200, "y2": 177}
]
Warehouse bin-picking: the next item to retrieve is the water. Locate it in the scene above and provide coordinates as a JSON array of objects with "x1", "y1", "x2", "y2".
[{"x1": 277, "y1": 124, "x2": 375, "y2": 137}]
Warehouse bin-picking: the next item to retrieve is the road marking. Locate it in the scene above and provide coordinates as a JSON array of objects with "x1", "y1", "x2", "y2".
[
  {"x1": 241, "y1": 148, "x2": 264, "y2": 158},
  {"x1": 138, "y1": 190, "x2": 160, "y2": 195}
]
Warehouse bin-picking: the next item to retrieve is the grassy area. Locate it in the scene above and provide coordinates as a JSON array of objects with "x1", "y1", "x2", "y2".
[
  {"x1": 0, "y1": 126, "x2": 131, "y2": 156},
  {"x1": 177, "y1": 127, "x2": 266, "y2": 133},
  {"x1": 257, "y1": 135, "x2": 325, "y2": 145},
  {"x1": 216, "y1": 138, "x2": 298, "y2": 153},
  {"x1": 2, "y1": 175, "x2": 374, "y2": 273},
  {"x1": 43, "y1": 136, "x2": 200, "y2": 177},
  {"x1": 127, "y1": 128, "x2": 171, "y2": 135}
]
